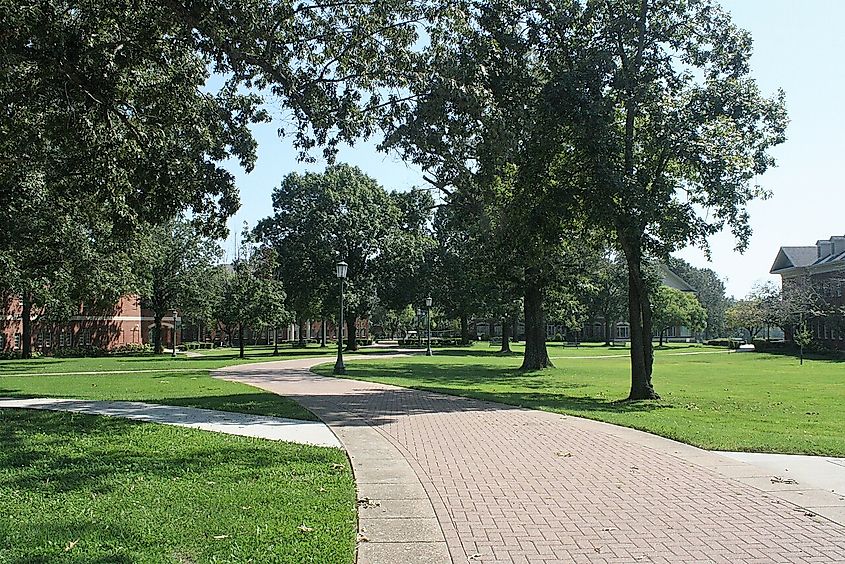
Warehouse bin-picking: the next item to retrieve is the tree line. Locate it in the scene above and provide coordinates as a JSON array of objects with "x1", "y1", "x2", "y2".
[{"x1": 1, "y1": 0, "x2": 787, "y2": 400}]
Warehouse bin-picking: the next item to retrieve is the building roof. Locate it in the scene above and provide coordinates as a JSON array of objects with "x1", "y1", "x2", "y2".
[
  {"x1": 659, "y1": 264, "x2": 696, "y2": 293},
  {"x1": 770, "y1": 236, "x2": 845, "y2": 275}
]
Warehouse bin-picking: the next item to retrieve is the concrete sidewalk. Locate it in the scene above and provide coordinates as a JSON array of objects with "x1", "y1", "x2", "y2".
[
  {"x1": 720, "y1": 451, "x2": 845, "y2": 497},
  {"x1": 0, "y1": 397, "x2": 341, "y2": 448},
  {"x1": 218, "y1": 357, "x2": 845, "y2": 564}
]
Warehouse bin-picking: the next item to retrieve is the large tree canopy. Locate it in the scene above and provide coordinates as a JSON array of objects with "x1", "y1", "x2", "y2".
[
  {"x1": 542, "y1": 0, "x2": 787, "y2": 398},
  {"x1": 137, "y1": 220, "x2": 223, "y2": 354},
  {"x1": 256, "y1": 164, "x2": 428, "y2": 351},
  {"x1": 1, "y1": 0, "x2": 423, "y2": 357}
]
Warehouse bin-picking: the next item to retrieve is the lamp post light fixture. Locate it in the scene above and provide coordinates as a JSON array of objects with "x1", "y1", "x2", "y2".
[
  {"x1": 334, "y1": 261, "x2": 348, "y2": 375},
  {"x1": 425, "y1": 296, "x2": 433, "y2": 356},
  {"x1": 171, "y1": 309, "x2": 178, "y2": 358}
]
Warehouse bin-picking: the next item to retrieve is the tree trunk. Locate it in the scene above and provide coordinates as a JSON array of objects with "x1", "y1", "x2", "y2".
[
  {"x1": 659, "y1": 330, "x2": 665, "y2": 346},
  {"x1": 345, "y1": 316, "x2": 358, "y2": 351},
  {"x1": 604, "y1": 317, "x2": 612, "y2": 346},
  {"x1": 460, "y1": 314, "x2": 469, "y2": 345},
  {"x1": 500, "y1": 317, "x2": 512, "y2": 353},
  {"x1": 620, "y1": 234, "x2": 659, "y2": 400},
  {"x1": 154, "y1": 312, "x2": 164, "y2": 354},
  {"x1": 512, "y1": 312, "x2": 519, "y2": 342},
  {"x1": 238, "y1": 323, "x2": 245, "y2": 359},
  {"x1": 488, "y1": 319, "x2": 495, "y2": 340},
  {"x1": 273, "y1": 326, "x2": 279, "y2": 355},
  {"x1": 321, "y1": 318, "x2": 327, "y2": 347},
  {"x1": 521, "y1": 277, "x2": 552, "y2": 370},
  {"x1": 21, "y1": 294, "x2": 33, "y2": 359},
  {"x1": 297, "y1": 316, "x2": 307, "y2": 347}
]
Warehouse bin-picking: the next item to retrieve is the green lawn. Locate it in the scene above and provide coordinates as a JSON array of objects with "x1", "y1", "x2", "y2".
[
  {"x1": 313, "y1": 343, "x2": 845, "y2": 456},
  {"x1": 0, "y1": 343, "x2": 380, "y2": 420},
  {"x1": 0, "y1": 357, "x2": 316, "y2": 421},
  {"x1": 0, "y1": 344, "x2": 364, "y2": 562},
  {"x1": 0, "y1": 409, "x2": 355, "y2": 564},
  {"x1": 0, "y1": 344, "x2": 338, "y2": 376}
]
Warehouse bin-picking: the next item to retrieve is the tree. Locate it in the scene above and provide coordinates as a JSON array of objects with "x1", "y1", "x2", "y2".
[
  {"x1": 586, "y1": 251, "x2": 629, "y2": 345},
  {"x1": 138, "y1": 220, "x2": 222, "y2": 354},
  {"x1": 375, "y1": 190, "x2": 438, "y2": 320},
  {"x1": 256, "y1": 164, "x2": 406, "y2": 352},
  {"x1": 551, "y1": 0, "x2": 787, "y2": 398},
  {"x1": 216, "y1": 244, "x2": 288, "y2": 359},
  {"x1": 793, "y1": 322, "x2": 812, "y2": 366},
  {"x1": 431, "y1": 203, "x2": 491, "y2": 345},
  {"x1": 668, "y1": 257, "x2": 731, "y2": 339},
  {"x1": 384, "y1": 2, "x2": 605, "y2": 370},
  {"x1": 652, "y1": 287, "x2": 707, "y2": 346},
  {"x1": 2, "y1": 0, "x2": 423, "y2": 357},
  {"x1": 726, "y1": 299, "x2": 766, "y2": 341}
]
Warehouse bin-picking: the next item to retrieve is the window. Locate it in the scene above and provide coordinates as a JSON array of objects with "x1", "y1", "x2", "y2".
[
  {"x1": 59, "y1": 331, "x2": 71, "y2": 347},
  {"x1": 78, "y1": 329, "x2": 92, "y2": 346},
  {"x1": 0, "y1": 334, "x2": 5, "y2": 349},
  {"x1": 14, "y1": 333, "x2": 21, "y2": 349},
  {"x1": 617, "y1": 324, "x2": 629, "y2": 339},
  {"x1": 837, "y1": 281, "x2": 843, "y2": 298}
]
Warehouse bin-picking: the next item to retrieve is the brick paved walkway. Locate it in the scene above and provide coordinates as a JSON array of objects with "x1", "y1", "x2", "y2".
[{"x1": 217, "y1": 357, "x2": 845, "y2": 564}]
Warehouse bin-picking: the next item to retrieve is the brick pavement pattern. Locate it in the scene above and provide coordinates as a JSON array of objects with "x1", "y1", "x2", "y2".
[{"x1": 218, "y1": 357, "x2": 845, "y2": 564}]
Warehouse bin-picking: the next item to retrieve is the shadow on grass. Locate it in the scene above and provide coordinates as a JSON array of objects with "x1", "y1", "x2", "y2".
[
  {"x1": 0, "y1": 410, "x2": 338, "y2": 496},
  {"x1": 0, "y1": 388, "x2": 317, "y2": 421},
  {"x1": 222, "y1": 360, "x2": 671, "y2": 429}
]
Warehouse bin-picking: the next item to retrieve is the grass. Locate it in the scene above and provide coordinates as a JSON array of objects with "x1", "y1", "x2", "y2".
[
  {"x1": 0, "y1": 358, "x2": 317, "y2": 422},
  {"x1": 0, "y1": 344, "x2": 338, "y2": 376},
  {"x1": 0, "y1": 409, "x2": 356, "y2": 564},
  {"x1": 0, "y1": 343, "x2": 389, "y2": 420},
  {"x1": 313, "y1": 342, "x2": 845, "y2": 456}
]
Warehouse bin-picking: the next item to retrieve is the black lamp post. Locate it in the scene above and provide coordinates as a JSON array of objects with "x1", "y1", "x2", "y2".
[
  {"x1": 171, "y1": 309, "x2": 178, "y2": 358},
  {"x1": 334, "y1": 261, "x2": 348, "y2": 375},
  {"x1": 425, "y1": 296, "x2": 433, "y2": 356}
]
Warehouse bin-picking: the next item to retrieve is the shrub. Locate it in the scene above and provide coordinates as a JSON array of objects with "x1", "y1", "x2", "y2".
[
  {"x1": 111, "y1": 343, "x2": 153, "y2": 356},
  {"x1": 181, "y1": 342, "x2": 214, "y2": 350},
  {"x1": 54, "y1": 346, "x2": 107, "y2": 358},
  {"x1": 554, "y1": 332, "x2": 563, "y2": 342},
  {"x1": 705, "y1": 338, "x2": 744, "y2": 349},
  {"x1": 0, "y1": 351, "x2": 43, "y2": 360}
]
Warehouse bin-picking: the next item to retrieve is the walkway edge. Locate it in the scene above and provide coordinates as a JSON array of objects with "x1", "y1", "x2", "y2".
[{"x1": 215, "y1": 355, "x2": 452, "y2": 564}]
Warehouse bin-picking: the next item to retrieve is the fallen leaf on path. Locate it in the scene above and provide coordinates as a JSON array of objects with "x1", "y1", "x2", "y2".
[
  {"x1": 771, "y1": 476, "x2": 798, "y2": 485},
  {"x1": 556, "y1": 451, "x2": 572, "y2": 458},
  {"x1": 357, "y1": 533, "x2": 370, "y2": 543},
  {"x1": 357, "y1": 498, "x2": 380, "y2": 508},
  {"x1": 594, "y1": 547, "x2": 602, "y2": 553},
  {"x1": 467, "y1": 554, "x2": 482, "y2": 561},
  {"x1": 601, "y1": 527, "x2": 617, "y2": 532},
  {"x1": 64, "y1": 540, "x2": 78, "y2": 552}
]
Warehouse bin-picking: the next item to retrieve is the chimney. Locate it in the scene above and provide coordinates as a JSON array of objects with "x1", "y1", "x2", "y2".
[
  {"x1": 817, "y1": 239, "x2": 833, "y2": 259},
  {"x1": 832, "y1": 236, "x2": 845, "y2": 257}
]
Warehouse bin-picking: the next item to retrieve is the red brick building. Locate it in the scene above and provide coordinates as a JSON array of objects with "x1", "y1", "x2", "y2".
[
  {"x1": 2, "y1": 294, "x2": 370, "y2": 353},
  {"x1": 1, "y1": 296, "x2": 180, "y2": 353},
  {"x1": 770, "y1": 235, "x2": 845, "y2": 350}
]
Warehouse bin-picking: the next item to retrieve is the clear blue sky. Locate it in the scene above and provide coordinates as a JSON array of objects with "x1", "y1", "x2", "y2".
[{"x1": 222, "y1": 0, "x2": 844, "y2": 299}]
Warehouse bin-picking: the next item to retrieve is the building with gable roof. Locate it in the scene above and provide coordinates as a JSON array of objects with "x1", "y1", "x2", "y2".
[{"x1": 770, "y1": 235, "x2": 845, "y2": 350}]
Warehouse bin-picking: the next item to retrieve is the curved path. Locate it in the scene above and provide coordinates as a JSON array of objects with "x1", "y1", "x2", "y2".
[{"x1": 216, "y1": 357, "x2": 845, "y2": 564}]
